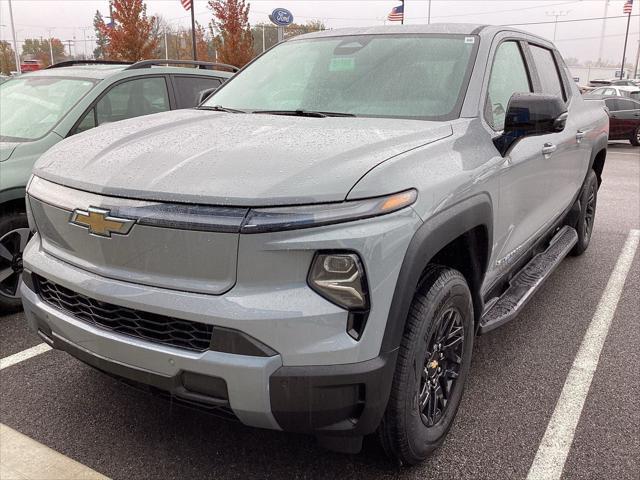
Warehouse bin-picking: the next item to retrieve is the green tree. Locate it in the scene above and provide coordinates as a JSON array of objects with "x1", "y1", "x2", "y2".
[
  {"x1": 21, "y1": 38, "x2": 66, "y2": 67},
  {"x1": 0, "y1": 41, "x2": 17, "y2": 75}
]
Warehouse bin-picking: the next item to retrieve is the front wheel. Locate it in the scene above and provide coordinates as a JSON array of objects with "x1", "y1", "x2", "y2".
[
  {"x1": 378, "y1": 266, "x2": 474, "y2": 465},
  {"x1": 0, "y1": 209, "x2": 30, "y2": 313}
]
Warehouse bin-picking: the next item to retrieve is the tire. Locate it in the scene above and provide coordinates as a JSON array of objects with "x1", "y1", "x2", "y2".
[
  {"x1": 570, "y1": 169, "x2": 598, "y2": 257},
  {"x1": 378, "y1": 266, "x2": 474, "y2": 465},
  {"x1": 631, "y1": 126, "x2": 640, "y2": 147},
  {"x1": 0, "y1": 209, "x2": 30, "y2": 314}
]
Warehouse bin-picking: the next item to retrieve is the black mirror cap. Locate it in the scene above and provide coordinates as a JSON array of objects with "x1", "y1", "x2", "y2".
[
  {"x1": 197, "y1": 86, "x2": 218, "y2": 105},
  {"x1": 496, "y1": 93, "x2": 567, "y2": 156}
]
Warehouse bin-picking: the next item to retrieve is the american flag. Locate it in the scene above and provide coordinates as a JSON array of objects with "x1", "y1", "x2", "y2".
[
  {"x1": 181, "y1": 0, "x2": 192, "y2": 11},
  {"x1": 387, "y1": 4, "x2": 404, "y2": 22},
  {"x1": 624, "y1": 0, "x2": 634, "y2": 14}
]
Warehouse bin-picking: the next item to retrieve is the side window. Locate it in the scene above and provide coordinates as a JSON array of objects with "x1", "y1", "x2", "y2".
[
  {"x1": 173, "y1": 76, "x2": 223, "y2": 108},
  {"x1": 486, "y1": 41, "x2": 532, "y2": 131},
  {"x1": 529, "y1": 45, "x2": 566, "y2": 100},
  {"x1": 604, "y1": 99, "x2": 616, "y2": 111},
  {"x1": 95, "y1": 77, "x2": 170, "y2": 125},
  {"x1": 75, "y1": 108, "x2": 96, "y2": 134},
  {"x1": 591, "y1": 88, "x2": 605, "y2": 95},
  {"x1": 603, "y1": 88, "x2": 616, "y2": 96}
]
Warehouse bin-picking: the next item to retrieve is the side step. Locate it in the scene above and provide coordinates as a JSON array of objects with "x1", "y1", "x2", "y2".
[{"x1": 478, "y1": 225, "x2": 578, "y2": 334}]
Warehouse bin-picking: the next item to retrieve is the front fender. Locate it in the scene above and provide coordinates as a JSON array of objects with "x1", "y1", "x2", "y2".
[{"x1": 379, "y1": 194, "x2": 493, "y2": 354}]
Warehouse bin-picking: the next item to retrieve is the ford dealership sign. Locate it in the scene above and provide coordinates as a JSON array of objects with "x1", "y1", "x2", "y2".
[{"x1": 269, "y1": 8, "x2": 294, "y2": 26}]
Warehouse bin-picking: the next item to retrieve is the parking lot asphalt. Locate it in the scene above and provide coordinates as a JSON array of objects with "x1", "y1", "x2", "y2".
[{"x1": 1, "y1": 144, "x2": 638, "y2": 480}]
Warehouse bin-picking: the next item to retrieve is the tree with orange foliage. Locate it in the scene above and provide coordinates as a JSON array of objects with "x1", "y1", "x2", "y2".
[
  {"x1": 208, "y1": 0, "x2": 253, "y2": 67},
  {"x1": 98, "y1": 0, "x2": 159, "y2": 61}
]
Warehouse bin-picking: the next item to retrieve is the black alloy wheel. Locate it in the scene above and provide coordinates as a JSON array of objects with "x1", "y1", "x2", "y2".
[
  {"x1": 379, "y1": 266, "x2": 474, "y2": 465},
  {"x1": 570, "y1": 169, "x2": 598, "y2": 256},
  {"x1": 417, "y1": 307, "x2": 465, "y2": 427}
]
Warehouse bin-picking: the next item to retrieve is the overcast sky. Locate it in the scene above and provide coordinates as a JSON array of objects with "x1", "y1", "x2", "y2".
[{"x1": 1, "y1": 0, "x2": 639, "y2": 64}]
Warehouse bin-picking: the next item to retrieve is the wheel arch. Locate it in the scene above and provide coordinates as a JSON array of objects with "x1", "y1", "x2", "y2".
[
  {"x1": 589, "y1": 135, "x2": 607, "y2": 187},
  {"x1": 379, "y1": 194, "x2": 493, "y2": 354},
  {"x1": 0, "y1": 188, "x2": 27, "y2": 214}
]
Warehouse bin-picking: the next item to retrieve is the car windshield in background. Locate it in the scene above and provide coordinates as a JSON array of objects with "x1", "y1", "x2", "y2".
[
  {"x1": 0, "y1": 76, "x2": 96, "y2": 141},
  {"x1": 205, "y1": 34, "x2": 478, "y2": 120}
]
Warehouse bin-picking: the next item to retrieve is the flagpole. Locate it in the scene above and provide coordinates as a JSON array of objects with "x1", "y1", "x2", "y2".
[
  {"x1": 190, "y1": 0, "x2": 197, "y2": 61},
  {"x1": 620, "y1": 9, "x2": 632, "y2": 79},
  {"x1": 401, "y1": 0, "x2": 405, "y2": 25},
  {"x1": 427, "y1": 0, "x2": 431, "y2": 24},
  {"x1": 8, "y1": 0, "x2": 21, "y2": 74}
]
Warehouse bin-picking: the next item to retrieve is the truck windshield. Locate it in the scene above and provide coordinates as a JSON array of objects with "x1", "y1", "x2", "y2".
[
  {"x1": 0, "y1": 76, "x2": 96, "y2": 141},
  {"x1": 205, "y1": 34, "x2": 478, "y2": 120}
]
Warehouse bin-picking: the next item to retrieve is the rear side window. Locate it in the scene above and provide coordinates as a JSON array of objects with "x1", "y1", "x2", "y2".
[
  {"x1": 486, "y1": 41, "x2": 532, "y2": 131},
  {"x1": 529, "y1": 45, "x2": 566, "y2": 100},
  {"x1": 614, "y1": 98, "x2": 640, "y2": 111},
  {"x1": 173, "y1": 76, "x2": 223, "y2": 108}
]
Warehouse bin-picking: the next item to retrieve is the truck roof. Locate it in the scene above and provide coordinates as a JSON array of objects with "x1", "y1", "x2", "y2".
[{"x1": 295, "y1": 23, "x2": 553, "y2": 45}]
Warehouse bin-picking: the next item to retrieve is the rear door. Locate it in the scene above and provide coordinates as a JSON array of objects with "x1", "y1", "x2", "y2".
[
  {"x1": 608, "y1": 98, "x2": 640, "y2": 140},
  {"x1": 171, "y1": 75, "x2": 224, "y2": 108}
]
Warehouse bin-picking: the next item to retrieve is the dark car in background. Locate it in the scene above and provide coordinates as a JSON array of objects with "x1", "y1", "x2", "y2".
[{"x1": 587, "y1": 95, "x2": 640, "y2": 145}]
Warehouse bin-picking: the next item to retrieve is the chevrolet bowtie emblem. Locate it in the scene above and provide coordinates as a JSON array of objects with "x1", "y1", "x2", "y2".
[{"x1": 69, "y1": 207, "x2": 135, "y2": 238}]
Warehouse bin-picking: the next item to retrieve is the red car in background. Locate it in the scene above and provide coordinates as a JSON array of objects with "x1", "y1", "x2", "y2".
[
  {"x1": 587, "y1": 95, "x2": 640, "y2": 146},
  {"x1": 20, "y1": 60, "x2": 42, "y2": 72}
]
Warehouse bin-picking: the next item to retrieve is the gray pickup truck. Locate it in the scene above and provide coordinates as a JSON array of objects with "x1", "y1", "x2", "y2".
[{"x1": 19, "y1": 24, "x2": 608, "y2": 465}]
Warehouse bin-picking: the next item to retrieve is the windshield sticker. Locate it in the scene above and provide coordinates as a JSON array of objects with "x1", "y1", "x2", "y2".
[
  {"x1": 465, "y1": 37, "x2": 475, "y2": 44},
  {"x1": 329, "y1": 57, "x2": 355, "y2": 72}
]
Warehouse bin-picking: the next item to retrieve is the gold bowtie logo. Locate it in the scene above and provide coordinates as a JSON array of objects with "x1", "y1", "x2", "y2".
[{"x1": 70, "y1": 207, "x2": 135, "y2": 238}]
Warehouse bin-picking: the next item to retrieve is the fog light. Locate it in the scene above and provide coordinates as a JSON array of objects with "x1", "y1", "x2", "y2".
[{"x1": 308, "y1": 252, "x2": 369, "y2": 310}]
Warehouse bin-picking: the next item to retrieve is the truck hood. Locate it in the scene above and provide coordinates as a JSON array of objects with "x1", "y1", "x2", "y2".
[{"x1": 34, "y1": 109, "x2": 452, "y2": 206}]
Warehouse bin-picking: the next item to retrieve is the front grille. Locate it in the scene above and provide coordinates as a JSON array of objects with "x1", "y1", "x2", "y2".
[{"x1": 35, "y1": 276, "x2": 213, "y2": 352}]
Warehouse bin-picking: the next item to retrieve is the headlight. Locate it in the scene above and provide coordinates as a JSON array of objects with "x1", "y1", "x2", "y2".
[
  {"x1": 308, "y1": 252, "x2": 369, "y2": 311},
  {"x1": 241, "y1": 189, "x2": 417, "y2": 233}
]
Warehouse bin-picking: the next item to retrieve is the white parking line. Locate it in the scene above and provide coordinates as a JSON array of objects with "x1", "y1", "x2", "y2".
[
  {"x1": 0, "y1": 423, "x2": 109, "y2": 479},
  {"x1": 0, "y1": 343, "x2": 51, "y2": 371},
  {"x1": 609, "y1": 151, "x2": 640, "y2": 156},
  {"x1": 527, "y1": 229, "x2": 640, "y2": 480}
]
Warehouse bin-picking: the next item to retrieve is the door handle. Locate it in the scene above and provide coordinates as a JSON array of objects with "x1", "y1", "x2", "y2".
[
  {"x1": 576, "y1": 130, "x2": 586, "y2": 143},
  {"x1": 542, "y1": 143, "x2": 557, "y2": 156}
]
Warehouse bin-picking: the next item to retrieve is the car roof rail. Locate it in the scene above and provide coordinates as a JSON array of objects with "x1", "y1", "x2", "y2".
[
  {"x1": 47, "y1": 60, "x2": 133, "y2": 69},
  {"x1": 126, "y1": 59, "x2": 239, "y2": 72}
]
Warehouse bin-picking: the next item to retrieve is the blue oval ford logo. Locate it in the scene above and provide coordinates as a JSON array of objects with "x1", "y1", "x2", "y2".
[{"x1": 270, "y1": 8, "x2": 294, "y2": 26}]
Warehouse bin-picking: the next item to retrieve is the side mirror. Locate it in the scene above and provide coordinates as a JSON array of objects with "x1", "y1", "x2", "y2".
[
  {"x1": 198, "y1": 87, "x2": 218, "y2": 105},
  {"x1": 495, "y1": 93, "x2": 567, "y2": 156}
]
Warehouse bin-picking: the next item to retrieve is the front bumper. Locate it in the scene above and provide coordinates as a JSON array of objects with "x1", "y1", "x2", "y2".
[{"x1": 21, "y1": 271, "x2": 397, "y2": 437}]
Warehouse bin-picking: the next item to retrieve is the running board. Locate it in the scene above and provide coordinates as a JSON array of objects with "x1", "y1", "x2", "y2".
[{"x1": 478, "y1": 226, "x2": 578, "y2": 334}]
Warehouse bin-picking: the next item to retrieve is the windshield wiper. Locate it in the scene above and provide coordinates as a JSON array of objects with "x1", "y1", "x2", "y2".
[
  {"x1": 198, "y1": 105, "x2": 246, "y2": 114},
  {"x1": 252, "y1": 109, "x2": 356, "y2": 118}
]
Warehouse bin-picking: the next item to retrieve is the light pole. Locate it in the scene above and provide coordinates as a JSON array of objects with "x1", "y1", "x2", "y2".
[
  {"x1": 597, "y1": 0, "x2": 610, "y2": 64},
  {"x1": 7, "y1": 0, "x2": 21, "y2": 73},
  {"x1": 47, "y1": 28, "x2": 55, "y2": 65},
  {"x1": 81, "y1": 28, "x2": 88, "y2": 59},
  {"x1": 545, "y1": 10, "x2": 570, "y2": 42}
]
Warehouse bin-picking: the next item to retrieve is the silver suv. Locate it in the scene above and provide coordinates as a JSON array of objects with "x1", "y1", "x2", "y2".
[{"x1": 20, "y1": 25, "x2": 608, "y2": 465}]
